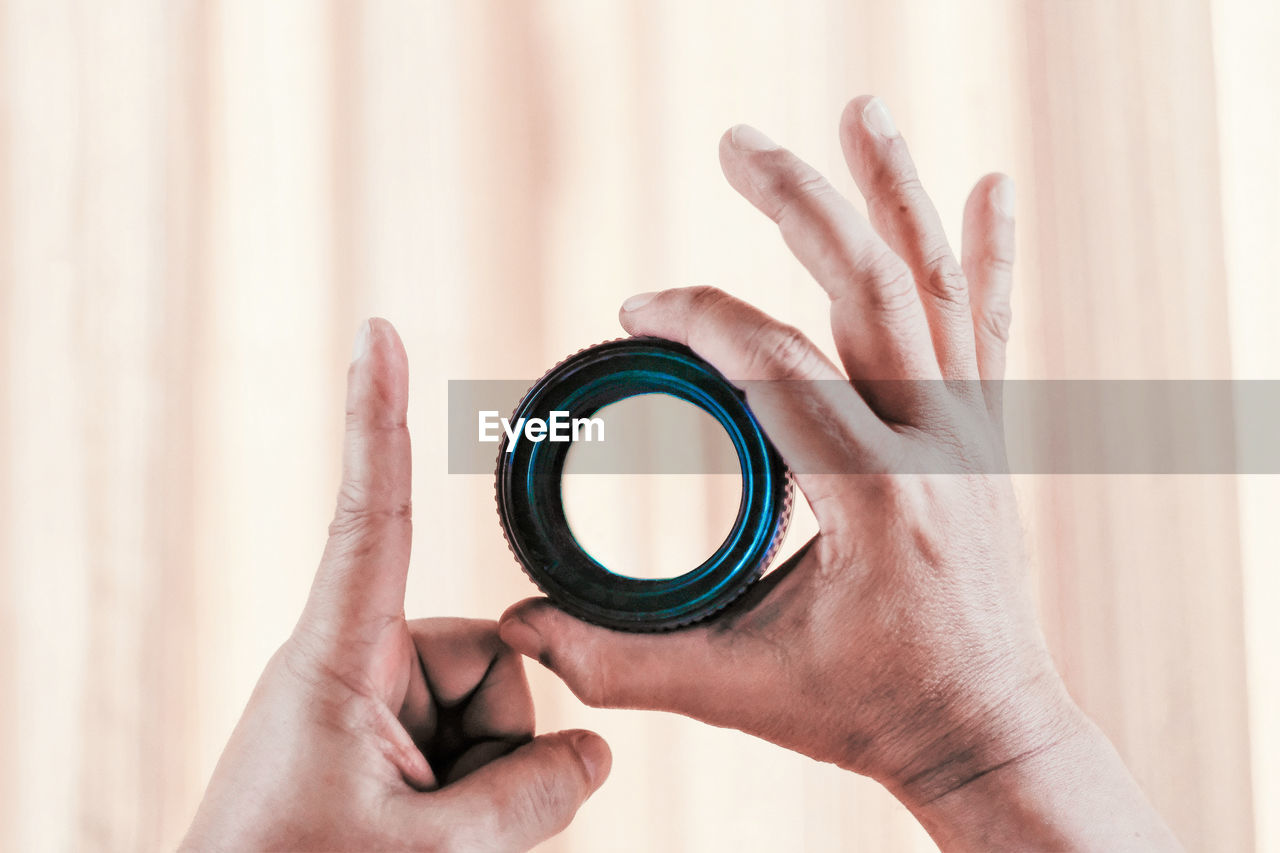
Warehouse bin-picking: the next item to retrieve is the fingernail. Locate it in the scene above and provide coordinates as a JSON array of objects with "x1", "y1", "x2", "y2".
[
  {"x1": 621, "y1": 291, "x2": 658, "y2": 313},
  {"x1": 992, "y1": 177, "x2": 1015, "y2": 218},
  {"x1": 351, "y1": 319, "x2": 373, "y2": 363},
  {"x1": 499, "y1": 616, "x2": 544, "y2": 659},
  {"x1": 729, "y1": 124, "x2": 777, "y2": 152},
  {"x1": 568, "y1": 731, "x2": 611, "y2": 789},
  {"x1": 862, "y1": 97, "x2": 898, "y2": 138}
]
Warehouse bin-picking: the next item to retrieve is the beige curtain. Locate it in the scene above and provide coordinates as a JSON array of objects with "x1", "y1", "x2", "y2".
[{"x1": 1, "y1": 1, "x2": 1275, "y2": 850}]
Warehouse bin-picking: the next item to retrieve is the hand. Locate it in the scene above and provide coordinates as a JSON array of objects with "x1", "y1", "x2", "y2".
[
  {"x1": 182, "y1": 320, "x2": 610, "y2": 853},
  {"x1": 499, "y1": 98, "x2": 1179, "y2": 850}
]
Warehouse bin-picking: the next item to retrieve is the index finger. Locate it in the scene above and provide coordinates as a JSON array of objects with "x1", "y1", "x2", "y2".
[
  {"x1": 619, "y1": 285, "x2": 891, "y2": 528},
  {"x1": 298, "y1": 318, "x2": 413, "y2": 651},
  {"x1": 717, "y1": 123, "x2": 947, "y2": 424}
]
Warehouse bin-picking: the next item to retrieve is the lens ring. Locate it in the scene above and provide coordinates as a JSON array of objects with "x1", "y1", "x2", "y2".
[{"x1": 495, "y1": 337, "x2": 793, "y2": 631}]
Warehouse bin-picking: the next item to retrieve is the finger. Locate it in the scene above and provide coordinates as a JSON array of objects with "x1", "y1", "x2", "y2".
[
  {"x1": 300, "y1": 318, "x2": 412, "y2": 650},
  {"x1": 839, "y1": 96, "x2": 979, "y2": 384},
  {"x1": 413, "y1": 730, "x2": 610, "y2": 852},
  {"x1": 718, "y1": 124, "x2": 947, "y2": 423},
  {"x1": 405, "y1": 618, "x2": 534, "y2": 743},
  {"x1": 962, "y1": 173, "x2": 1016, "y2": 417},
  {"x1": 620, "y1": 286, "x2": 894, "y2": 522},
  {"x1": 499, "y1": 598, "x2": 719, "y2": 711},
  {"x1": 499, "y1": 539, "x2": 820, "y2": 727},
  {"x1": 445, "y1": 739, "x2": 521, "y2": 785}
]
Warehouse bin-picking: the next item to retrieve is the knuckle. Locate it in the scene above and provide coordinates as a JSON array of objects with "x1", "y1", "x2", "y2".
[
  {"x1": 744, "y1": 324, "x2": 817, "y2": 379},
  {"x1": 862, "y1": 255, "x2": 920, "y2": 322},
  {"x1": 516, "y1": 762, "x2": 561, "y2": 814},
  {"x1": 334, "y1": 482, "x2": 413, "y2": 518},
  {"x1": 490, "y1": 740, "x2": 584, "y2": 830},
  {"x1": 869, "y1": 168, "x2": 925, "y2": 212},
  {"x1": 571, "y1": 664, "x2": 612, "y2": 709},
  {"x1": 882, "y1": 473, "x2": 929, "y2": 518},
  {"x1": 567, "y1": 646, "x2": 622, "y2": 709},
  {"x1": 328, "y1": 492, "x2": 413, "y2": 541},
  {"x1": 985, "y1": 252, "x2": 1015, "y2": 276},
  {"x1": 787, "y1": 169, "x2": 836, "y2": 202},
  {"x1": 344, "y1": 409, "x2": 408, "y2": 433},
  {"x1": 685, "y1": 287, "x2": 741, "y2": 346},
  {"x1": 684, "y1": 284, "x2": 732, "y2": 319},
  {"x1": 889, "y1": 173, "x2": 926, "y2": 200},
  {"x1": 980, "y1": 300, "x2": 1014, "y2": 342},
  {"x1": 967, "y1": 246, "x2": 1015, "y2": 286},
  {"x1": 922, "y1": 259, "x2": 970, "y2": 309},
  {"x1": 761, "y1": 157, "x2": 836, "y2": 223}
]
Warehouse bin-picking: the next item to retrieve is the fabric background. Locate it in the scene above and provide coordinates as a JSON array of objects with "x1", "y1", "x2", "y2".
[{"x1": 1, "y1": 1, "x2": 1276, "y2": 850}]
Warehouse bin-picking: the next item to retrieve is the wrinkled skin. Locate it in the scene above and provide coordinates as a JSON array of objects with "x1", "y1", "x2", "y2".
[
  {"x1": 182, "y1": 320, "x2": 610, "y2": 852},
  {"x1": 499, "y1": 97, "x2": 1181, "y2": 851},
  {"x1": 184, "y1": 96, "x2": 1180, "y2": 852}
]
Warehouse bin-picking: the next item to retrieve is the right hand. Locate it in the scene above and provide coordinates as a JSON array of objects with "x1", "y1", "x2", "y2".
[
  {"x1": 500, "y1": 98, "x2": 1179, "y2": 850},
  {"x1": 501, "y1": 95, "x2": 1052, "y2": 801}
]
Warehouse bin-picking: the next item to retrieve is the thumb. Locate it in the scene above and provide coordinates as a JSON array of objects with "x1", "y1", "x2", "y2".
[
  {"x1": 433, "y1": 730, "x2": 611, "y2": 851},
  {"x1": 498, "y1": 599, "x2": 732, "y2": 713},
  {"x1": 499, "y1": 539, "x2": 816, "y2": 716},
  {"x1": 300, "y1": 318, "x2": 413, "y2": 648}
]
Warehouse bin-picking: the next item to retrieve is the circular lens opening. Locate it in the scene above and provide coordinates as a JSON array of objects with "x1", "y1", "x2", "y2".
[{"x1": 559, "y1": 393, "x2": 743, "y2": 580}]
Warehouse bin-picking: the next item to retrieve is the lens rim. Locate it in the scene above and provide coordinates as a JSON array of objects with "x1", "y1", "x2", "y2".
[{"x1": 495, "y1": 337, "x2": 792, "y2": 631}]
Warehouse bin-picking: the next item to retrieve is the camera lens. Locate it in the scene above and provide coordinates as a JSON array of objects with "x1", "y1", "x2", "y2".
[{"x1": 495, "y1": 337, "x2": 792, "y2": 631}]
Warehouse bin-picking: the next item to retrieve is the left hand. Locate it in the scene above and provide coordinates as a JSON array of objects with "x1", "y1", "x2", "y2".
[{"x1": 182, "y1": 319, "x2": 610, "y2": 853}]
